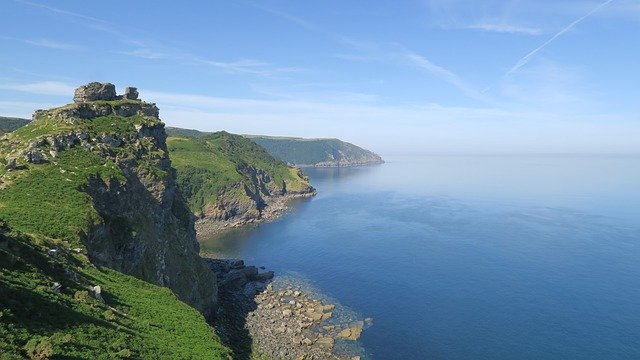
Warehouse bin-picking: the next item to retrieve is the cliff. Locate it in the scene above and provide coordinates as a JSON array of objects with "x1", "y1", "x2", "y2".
[
  {"x1": 0, "y1": 83, "x2": 228, "y2": 358},
  {"x1": 167, "y1": 127, "x2": 384, "y2": 167},
  {"x1": 246, "y1": 135, "x2": 384, "y2": 167},
  {"x1": 167, "y1": 131, "x2": 315, "y2": 232}
]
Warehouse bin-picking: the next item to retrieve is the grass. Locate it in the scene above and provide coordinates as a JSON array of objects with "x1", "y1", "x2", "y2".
[
  {"x1": 0, "y1": 116, "x2": 30, "y2": 132},
  {"x1": 0, "y1": 148, "x2": 124, "y2": 245},
  {"x1": 167, "y1": 132, "x2": 311, "y2": 216},
  {"x1": 0, "y1": 226, "x2": 230, "y2": 359},
  {"x1": 0, "y1": 103, "x2": 231, "y2": 359},
  {"x1": 250, "y1": 136, "x2": 382, "y2": 166}
]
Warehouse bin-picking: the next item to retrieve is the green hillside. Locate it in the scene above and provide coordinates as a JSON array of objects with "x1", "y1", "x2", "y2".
[
  {"x1": 165, "y1": 127, "x2": 384, "y2": 167},
  {"x1": 0, "y1": 89, "x2": 229, "y2": 359},
  {"x1": 0, "y1": 224, "x2": 229, "y2": 359},
  {"x1": 0, "y1": 116, "x2": 30, "y2": 133},
  {"x1": 248, "y1": 136, "x2": 384, "y2": 167},
  {"x1": 167, "y1": 131, "x2": 314, "y2": 220}
]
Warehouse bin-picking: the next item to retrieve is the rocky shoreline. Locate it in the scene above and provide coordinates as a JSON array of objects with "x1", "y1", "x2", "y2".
[
  {"x1": 205, "y1": 258, "x2": 368, "y2": 360},
  {"x1": 195, "y1": 193, "x2": 314, "y2": 239}
]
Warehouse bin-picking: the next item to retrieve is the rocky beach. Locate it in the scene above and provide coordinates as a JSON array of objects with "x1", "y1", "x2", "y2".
[{"x1": 205, "y1": 258, "x2": 369, "y2": 360}]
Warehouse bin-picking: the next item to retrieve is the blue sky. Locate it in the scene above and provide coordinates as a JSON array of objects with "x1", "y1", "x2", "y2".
[{"x1": 1, "y1": 0, "x2": 638, "y2": 155}]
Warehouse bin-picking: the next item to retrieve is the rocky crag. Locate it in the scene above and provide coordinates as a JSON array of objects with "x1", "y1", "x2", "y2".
[{"x1": 0, "y1": 82, "x2": 217, "y2": 317}]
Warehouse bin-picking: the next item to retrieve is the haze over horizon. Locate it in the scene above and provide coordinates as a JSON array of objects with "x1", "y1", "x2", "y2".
[{"x1": 1, "y1": 0, "x2": 639, "y2": 155}]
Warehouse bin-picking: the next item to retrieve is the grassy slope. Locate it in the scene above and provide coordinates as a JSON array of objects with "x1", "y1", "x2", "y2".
[
  {"x1": 167, "y1": 131, "x2": 309, "y2": 216},
  {"x1": 166, "y1": 127, "x2": 383, "y2": 166},
  {"x1": 0, "y1": 106, "x2": 230, "y2": 359},
  {"x1": 0, "y1": 116, "x2": 30, "y2": 132}
]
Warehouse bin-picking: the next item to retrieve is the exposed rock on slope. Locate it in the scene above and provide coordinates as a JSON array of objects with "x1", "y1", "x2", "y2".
[
  {"x1": 0, "y1": 82, "x2": 217, "y2": 317},
  {"x1": 167, "y1": 132, "x2": 315, "y2": 235}
]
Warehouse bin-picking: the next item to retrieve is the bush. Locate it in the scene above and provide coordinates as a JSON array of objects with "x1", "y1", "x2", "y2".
[{"x1": 24, "y1": 336, "x2": 53, "y2": 360}]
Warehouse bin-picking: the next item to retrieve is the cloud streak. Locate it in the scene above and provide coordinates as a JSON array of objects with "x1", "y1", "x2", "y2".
[
  {"x1": 506, "y1": 0, "x2": 615, "y2": 76},
  {"x1": 468, "y1": 23, "x2": 542, "y2": 35},
  {"x1": 24, "y1": 38, "x2": 81, "y2": 50},
  {"x1": 404, "y1": 52, "x2": 495, "y2": 104},
  {"x1": 0, "y1": 81, "x2": 75, "y2": 96}
]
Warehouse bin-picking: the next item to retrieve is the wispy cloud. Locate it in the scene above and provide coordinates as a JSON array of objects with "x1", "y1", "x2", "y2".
[
  {"x1": 468, "y1": 23, "x2": 542, "y2": 35},
  {"x1": 404, "y1": 52, "x2": 490, "y2": 102},
  {"x1": 0, "y1": 81, "x2": 75, "y2": 96},
  {"x1": 248, "y1": 2, "x2": 320, "y2": 32},
  {"x1": 506, "y1": 0, "x2": 615, "y2": 76},
  {"x1": 24, "y1": 38, "x2": 81, "y2": 50},
  {"x1": 15, "y1": 0, "x2": 122, "y2": 35},
  {"x1": 194, "y1": 58, "x2": 302, "y2": 77},
  {"x1": 122, "y1": 44, "x2": 301, "y2": 77},
  {"x1": 143, "y1": 88, "x2": 638, "y2": 155}
]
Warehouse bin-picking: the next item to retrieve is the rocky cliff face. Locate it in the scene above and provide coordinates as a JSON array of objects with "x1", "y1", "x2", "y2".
[{"x1": 1, "y1": 83, "x2": 217, "y2": 317}]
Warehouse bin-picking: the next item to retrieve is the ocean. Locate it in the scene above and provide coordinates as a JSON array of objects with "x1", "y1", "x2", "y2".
[{"x1": 200, "y1": 155, "x2": 640, "y2": 359}]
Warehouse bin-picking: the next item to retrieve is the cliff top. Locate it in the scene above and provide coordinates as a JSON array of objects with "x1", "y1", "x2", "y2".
[{"x1": 73, "y1": 82, "x2": 139, "y2": 103}]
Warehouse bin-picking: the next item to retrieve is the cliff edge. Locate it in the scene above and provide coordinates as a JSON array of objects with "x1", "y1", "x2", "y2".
[{"x1": 0, "y1": 82, "x2": 217, "y2": 317}]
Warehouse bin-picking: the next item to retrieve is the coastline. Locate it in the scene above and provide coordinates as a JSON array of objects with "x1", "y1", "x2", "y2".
[
  {"x1": 205, "y1": 258, "x2": 368, "y2": 360},
  {"x1": 195, "y1": 192, "x2": 315, "y2": 239},
  {"x1": 294, "y1": 160, "x2": 385, "y2": 168},
  {"x1": 196, "y1": 191, "x2": 370, "y2": 359}
]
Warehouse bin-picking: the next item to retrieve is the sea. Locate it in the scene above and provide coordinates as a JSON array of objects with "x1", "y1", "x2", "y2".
[{"x1": 200, "y1": 155, "x2": 640, "y2": 360}]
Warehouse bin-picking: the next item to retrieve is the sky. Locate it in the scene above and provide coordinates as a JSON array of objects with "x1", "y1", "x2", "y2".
[{"x1": 1, "y1": 0, "x2": 639, "y2": 155}]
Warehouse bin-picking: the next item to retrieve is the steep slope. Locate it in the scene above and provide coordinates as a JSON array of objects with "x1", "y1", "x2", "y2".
[
  {"x1": 166, "y1": 127, "x2": 383, "y2": 167},
  {"x1": 0, "y1": 83, "x2": 228, "y2": 357},
  {"x1": 0, "y1": 223, "x2": 229, "y2": 359},
  {"x1": 0, "y1": 116, "x2": 30, "y2": 133},
  {"x1": 247, "y1": 136, "x2": 384, "y2": 167},
  {"x1": 167, "y1": 132, "x2": 315, "y2": 230}
]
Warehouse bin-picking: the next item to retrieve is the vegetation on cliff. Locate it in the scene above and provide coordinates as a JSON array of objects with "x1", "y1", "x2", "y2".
[
  {"x1": 0, "y1": 116, "x2": 30, "y2": 133},
  {"x1": 165, "y1": 127, "x2": 383, "y2": 167},
  {"x1": 0, "y1": 83, "x2": 229, "y2": 358},
  {"x1": 167, "y1": 131, "x2": 314, "y2": 222},
  {"x1": 0, "y1": 224, "x2": 229, "y2": 359},
  {"x1": 247, "y1": 136, "x2": 384, "y2": 167}
]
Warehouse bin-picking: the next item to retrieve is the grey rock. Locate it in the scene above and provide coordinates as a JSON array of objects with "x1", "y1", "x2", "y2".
[
  {"x1": 124, "y1": 87, "x2": 139, "y2": 100},
  {"x1": 90, "y1": 285, "x2": 105, "y2": 303},
  {"x1": 74, "y1": 82, "x2": 117, "y2": 103},
  {"x1": 4, "y1": 158, "x2": 17, "y2": 171},
  {"x1": 51, "y1": 282, "x2": 62, "y2": 293}
]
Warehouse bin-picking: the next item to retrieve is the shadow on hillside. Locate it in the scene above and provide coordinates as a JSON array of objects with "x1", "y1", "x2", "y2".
[
  {"x1": 214, "y1": 287, "x2": 260, "y2": 360},
  {"x1": 212, "y1": 277, "x2": 269, "y2": 360},
  {"x1": 0, "y1": 281, "x2": 134, "y2": 338}
]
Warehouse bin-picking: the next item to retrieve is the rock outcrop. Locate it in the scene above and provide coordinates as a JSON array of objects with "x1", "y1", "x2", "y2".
[
  {"x1": 3, "y1": 82, "x2": 218, "y2": 318},
  {"x1": 74, "y1": 82, "x2": 118, "y2": 103}
]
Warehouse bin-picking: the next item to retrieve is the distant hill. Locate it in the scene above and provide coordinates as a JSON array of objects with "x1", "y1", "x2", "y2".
[
  {"x1": 167, "y1": 131, "x2": 314, "y2": 225},
  {"x1": 0, "y1": 116, "x2": 30, "y2": 132},
  {"x1": 247, "y1": 135, "x2": 384, "y2": 167},
  {"x1": 165, "y1": 127, "x2": 384, "y2": 167}
]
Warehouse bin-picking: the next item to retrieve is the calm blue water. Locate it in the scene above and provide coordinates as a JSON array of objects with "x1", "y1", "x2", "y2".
[{"x1": 201, "y1": 156, "x2": 640, "y2": 359}]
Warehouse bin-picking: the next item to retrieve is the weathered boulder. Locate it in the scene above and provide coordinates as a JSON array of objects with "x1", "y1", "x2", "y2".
[
  {"x1": 124, "y1": 87, "x2": 139, "y2": 100},
  {"x1": 74, "y1": 82, "x2": 117, "y2": 103},
  {"x1": 90, "y1": 285, "x2": 105, "y2": 303}
]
